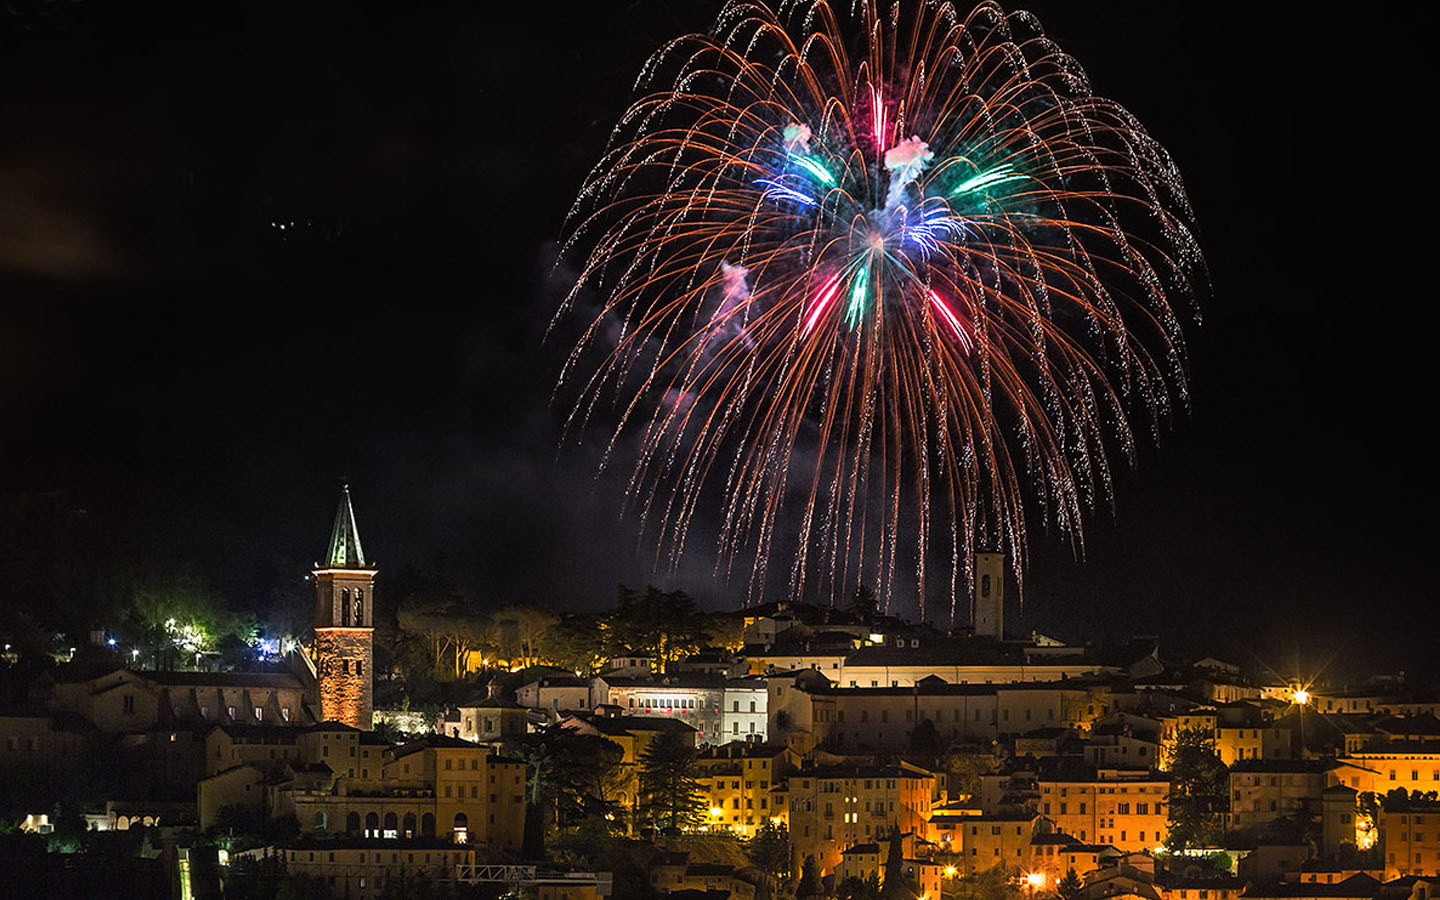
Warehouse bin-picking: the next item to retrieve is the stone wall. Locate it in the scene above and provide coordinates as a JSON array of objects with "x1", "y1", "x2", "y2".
[{"x1": 316, "y1": 628, "x2": 373, "y2": 730}]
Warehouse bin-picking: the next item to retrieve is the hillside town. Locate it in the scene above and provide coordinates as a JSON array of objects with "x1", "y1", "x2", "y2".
[{"x1": 2, "y1": 492, "x2": 1435, "y2": 900}]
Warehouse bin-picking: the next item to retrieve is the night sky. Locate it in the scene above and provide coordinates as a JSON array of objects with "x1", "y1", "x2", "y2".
[{"x1": 0, "y1": 3, "x2": 1430, "y2": 682}]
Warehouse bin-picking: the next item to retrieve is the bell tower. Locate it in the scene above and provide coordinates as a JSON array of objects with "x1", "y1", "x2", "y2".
[
  {"x1": 972, "y1": 551, "x2": 1005, "y2": 640},
  {"x1": 312, "y1": 484, "x2": 376, "y2": 729}
]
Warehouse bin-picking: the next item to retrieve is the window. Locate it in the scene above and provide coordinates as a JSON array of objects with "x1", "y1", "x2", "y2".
[
  {"x1": 254, "y1": 707, "x2": 263, "y2": 721},
  {"x1": 123, "y1": 694, "x2": 135, "y2": 714}
]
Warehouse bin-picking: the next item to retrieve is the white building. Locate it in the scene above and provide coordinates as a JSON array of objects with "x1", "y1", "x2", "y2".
[
  {"x1": 591, "y1": 674, "x2": 727, "y2": 743},
  {"x1": 590, "y1": 674, "x2": 768, "y2": 745},
  {"x1": 515, "y1": 676, "x2": 591, "y2": 714},
  {"x1": 721, "y1": 678, "x2": 768, "y2": 743}
]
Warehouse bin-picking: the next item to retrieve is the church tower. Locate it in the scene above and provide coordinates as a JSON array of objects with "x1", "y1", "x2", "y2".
[
  {"x1": 312, "y1": 485, "x2": 376, "y2": 729},
  {"x1": 972, "y1": 551, "x2": 1005, "y2": 640}
]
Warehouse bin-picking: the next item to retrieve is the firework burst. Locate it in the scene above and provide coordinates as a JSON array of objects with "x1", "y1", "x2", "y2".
[{"x1": 555, "y1": 0, "x2": 1203, "y2": 621}]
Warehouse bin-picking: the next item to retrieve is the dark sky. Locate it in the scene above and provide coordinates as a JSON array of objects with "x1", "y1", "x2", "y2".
[{"x1": 0, "y1": 3, "x2": 1430, "y2": 682}]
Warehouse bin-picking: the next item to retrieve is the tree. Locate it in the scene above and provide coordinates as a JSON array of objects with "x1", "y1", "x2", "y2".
[
  {"x1": 545, "y1": 613, "x2": 610, "y2": 674},
  {"x1": 908, "y1": 718, "x2": 941, "y2": 756},
  {"x1": 838, "y1": 874, "x2": 884, "y2": 900},
  {"x1": 850, "y1": 584, "x2": 879, "y2": 623},
  {"x1": 506, "y1": 726, "x2": 628, "y2": 850},
  {"x1": 396, "y1": 591, "x2": 492, "y2": 678},
  {"x1": 796, "y1": 855, "x2": 823, "y2": 899},
  {"x1": 1057, "y1": 868, "x2": 1084, "y2": 900},
  {"x1": 945, "y1": 741, "x2": 1003, "y2": 801},
  {"x1": 702, "y1": 612, "x2": 747, "y2": 653},
  {"x1": 610, "y1": 585, "x2": 708, "y2": 673},
  {"x1": 637, "y1": 729, "x2": 704, "y2": 831},
  {"x1": 950, "y1": 867, "x2": 1023, "y2": 900},
  {"x1": 1165, "y1": 725, "x2": 1229, "y2": 848},
  {"x1": 881, "y1": 827, "x2": 917, "y2": 899},
  {"x1": 120, "y1": 562, "x2": 242, "y2": 668},
  {"x1": 748, "y1": 822, "x2": 793, "y2": 900},
  {"x1": 494, "y1": 604, "x2": 558, "y2": 669}
]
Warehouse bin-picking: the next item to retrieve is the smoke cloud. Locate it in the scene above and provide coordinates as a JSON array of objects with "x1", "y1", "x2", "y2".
[
  {"x1": 782, "y1": 122, "x2": 813, "y2": 154},
  {"x1": 883, "y1": 136, "x2": 933, "y2": 209}
]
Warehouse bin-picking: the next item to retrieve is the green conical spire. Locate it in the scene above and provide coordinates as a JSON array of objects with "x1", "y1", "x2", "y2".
[{"x1": 325, "y1": 484, "x2": 367, "y2": 568}]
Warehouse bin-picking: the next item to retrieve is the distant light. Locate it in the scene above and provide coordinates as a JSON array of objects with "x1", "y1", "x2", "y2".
[
  {"x1": 132, "y1": 649, "x2": 141, "y2": 659},
  {"x1": 107, "y1": 638, "x2": 117, "y2": 647},
  {"x1": 945, "y1": 866, "x2": 958, "y2": 877},
  {"x1": 710, "y1": 807, "x2": 724, "y2": 818},
  {"x1": 1293, "y1": 688, "x2": 1310, "y2": 705},
  {"x1": 1026, "y1": 872, "x2": 1046, "y2": 888}
]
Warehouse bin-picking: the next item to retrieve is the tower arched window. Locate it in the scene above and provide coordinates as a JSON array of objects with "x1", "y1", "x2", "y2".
[
  {"x1": 354, "y1": 588, "x2": 364, "y2": 627},
  {"x1": 341, "y1": 588, "x2": 351, "y2": 625},
  {"x1": 981, "y1": 574, "x2": 991, "y2": 598}
]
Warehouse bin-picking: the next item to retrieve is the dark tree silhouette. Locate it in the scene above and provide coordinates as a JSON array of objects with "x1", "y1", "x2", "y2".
[{"x1": 637, "y1": 729, "x2": 703, "y2": 831}]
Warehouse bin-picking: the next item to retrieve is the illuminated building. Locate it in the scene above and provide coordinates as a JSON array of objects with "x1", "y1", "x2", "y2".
[
  {"x1": 693, "y1": 742, "x2": 797, "y2": 835},
  {"x1": 312, "y1": 485, "x2": 376, "y2": 730},
  {"x1": 590, "y1": 673, "x2": 768, "y2": 744},
  {"x1": 1037, "y1": 761, "x2": 1169, "y2": 852},
  {"x1": 1228, "y1": 759, "x2": 1349, "y2": 832},
  {"x1": 972, "y1": 550, "x2": 1005, "y2": 640},
  {"x1": 648, "y1": 851, "x2": 757, "y2": 898},
  {"x1": 1377, "y1": 795, "x2": 1440, "y2": 879},
  {"x1": 440, "y1": 683, "x2": 529, "y2": 743},
  {"x1": 516, "y1": 676, "x2": 591, "y2": 715},
  {"x1": 767, "y1": 669, "x2": 1124, "y2": 755},
  {"x1": 782, "y1": 761, "x2": 936, "y2": 874}
]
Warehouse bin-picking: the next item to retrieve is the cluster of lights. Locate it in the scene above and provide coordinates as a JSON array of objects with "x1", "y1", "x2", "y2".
[{"x1": 164, "y1": 618, "x2": 208, "y2": 655}]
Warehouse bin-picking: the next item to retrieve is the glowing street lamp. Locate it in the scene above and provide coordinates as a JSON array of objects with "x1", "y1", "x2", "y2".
[
  {"x1": 1025, "y1": 872, "x2": 1047, "y2": 891},
  {"x1": 1292, "y1": 688, "x2": 1310, "y2": 705}
]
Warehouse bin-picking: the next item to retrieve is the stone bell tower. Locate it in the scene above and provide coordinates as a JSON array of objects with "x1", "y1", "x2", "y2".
[
  {"x1": 312, "y1": 484, "x2": 376, "y2": 729},
  {"x1": 973, "y1": 551, "x2": 1005, "y2": 640}
]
